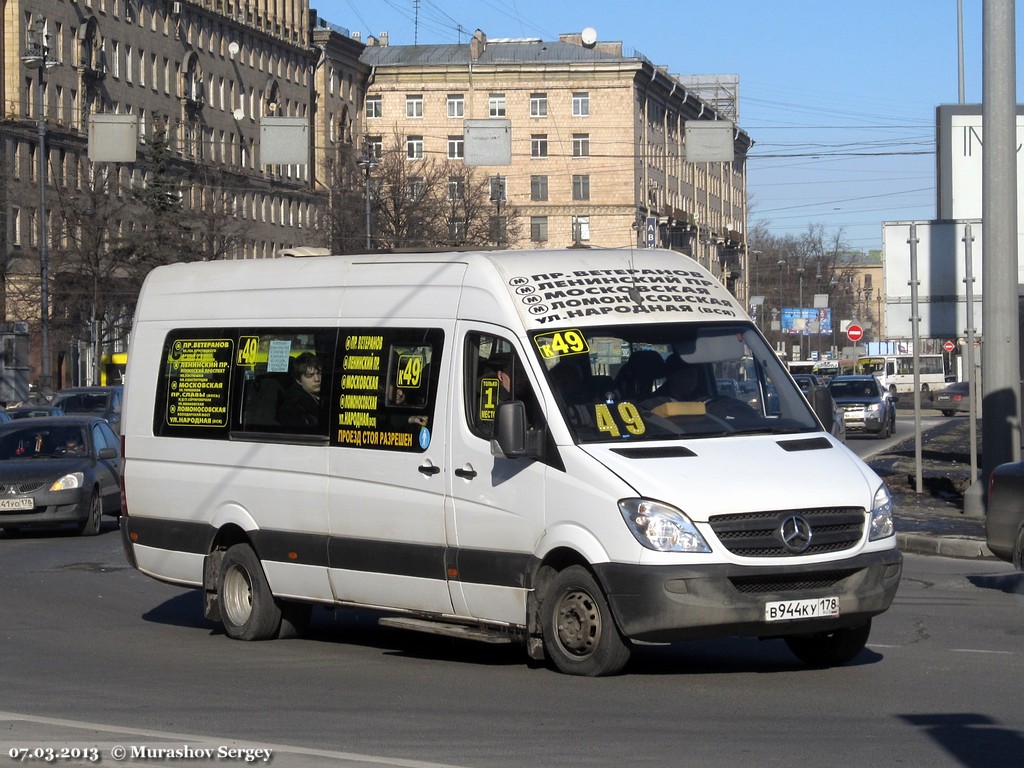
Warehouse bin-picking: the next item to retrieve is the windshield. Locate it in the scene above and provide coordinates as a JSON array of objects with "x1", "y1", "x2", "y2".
[
  {"x1": 0, "y1": 425, "x2": 89, "y2": 459},
  {"x1": 52, "y1": 392, "x2": 110, "y2": 415},
  {"x1": 530, "y1": 322, "x2": 819, "y2": 444}
]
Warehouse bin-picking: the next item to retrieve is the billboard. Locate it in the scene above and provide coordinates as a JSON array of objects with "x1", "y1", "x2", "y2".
[
  {"x1": 781, "y1": 307, "x2": 831, "y2": 336},
  {"x1": 882, "y1": 220, "x2": 984, "y2": 339},
  {"x1": 936, "y1": 104, "x2": 1024, "y2": 221}
]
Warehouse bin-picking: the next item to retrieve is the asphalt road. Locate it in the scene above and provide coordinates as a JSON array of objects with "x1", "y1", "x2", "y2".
[{"x1": 2, "y1": 520, "x2": 1023, "y2": 768}]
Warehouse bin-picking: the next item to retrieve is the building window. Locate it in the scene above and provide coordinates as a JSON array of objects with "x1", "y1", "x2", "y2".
[
  {"x1": 365, "y1": 95, "x2": 382, "y2": 119},
  {"x1": 573, "y1": 133, "x2": 590, "y2": 158},
  {"x1": 366, "y1": 135, "x2": 383, "y2": 158},
  {"x1": 489, "y1": 216, "x2": 508, "y2": 245},
  {"x1": 489, "y1": 176, "x2": 507, "y2": 203},
  {"x1": 530, "y1": 216, "x2": 548, "y2": 242},
  {"x1": 407, "y1": 176, "x2": 425, "y2": 200},
  {"x1": 447, "y1": 94, "x2": 464, "y2": 118},
  {"x1": 447, "y1": 135, "x2": 464, "y2": 159},
  {"x1": 572, "y1": 174, "x2": 590, "y2": 200},
  {"x1": 406, "y1": 94, "x2": 423, "y2": 118},
  {"x1": 449, "y1": 220, "x2": 466, "y2": 241},
  {"x1": 531, "y1": 134, "x2": 548, "y2": 159},
  {"x1": 573, "y1": 216, "x2": 591, "y2": 242},
  {"x1": 530, "y1": 93, "x2": 547, "y2": 117},
  {"x1": 530, "y1": 175, "x2": 548, "y2": 201},
  {"x1": 488, "y1": 93, "x2": 506, "y2": 117},
  {"x1": 448, "y1": 176, "x2": 465, "y2": 201},
  {"x1": 406, "y1": 136, "x2": 424, "y2": 160},
  {"x1": 11, "y1": 206, "x2": 22, "y2": 246},
  {"x1": 572, "y1": 91, "x2": 590, "y2": 117}
]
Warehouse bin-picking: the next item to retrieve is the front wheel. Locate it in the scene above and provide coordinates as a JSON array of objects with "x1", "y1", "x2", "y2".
[
  {"x1": 941, "y1": 410, "x2": 955, "y2": 417},
  {"x1": 541, "y1": 566, "x2": 631, "y2": 676},
  {"x1": 784, "y1": 620, "x2": 871, "y2": 667},
  {"x1": 218, "y1": 544, "x2": 282, "y2": 640},
  {"x1": 77, "y1": 491, "x2": 103, "y2": 536}
]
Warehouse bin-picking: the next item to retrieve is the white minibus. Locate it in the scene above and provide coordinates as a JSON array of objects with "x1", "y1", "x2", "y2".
[
  {"x1": 855, "y1": 354, "x2": 946, "y2": 395},
  {"x1": 120, "y1": 248, "x2": 902, "y2": 676}
]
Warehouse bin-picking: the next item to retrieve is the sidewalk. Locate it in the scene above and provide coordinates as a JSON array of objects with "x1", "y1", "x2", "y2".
[{"x1": 864, "y1": 413, "x2": 992, "y2": 559}]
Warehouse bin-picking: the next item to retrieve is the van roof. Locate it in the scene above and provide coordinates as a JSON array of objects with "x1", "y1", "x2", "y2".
[{"x1": 135, "y1": 248, "x2": 747, "y2": 330}]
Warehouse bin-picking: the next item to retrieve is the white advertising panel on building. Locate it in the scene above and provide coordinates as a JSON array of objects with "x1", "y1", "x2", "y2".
[{"x1": 464, "y1": 119, "x2": 512, "y2": 166}]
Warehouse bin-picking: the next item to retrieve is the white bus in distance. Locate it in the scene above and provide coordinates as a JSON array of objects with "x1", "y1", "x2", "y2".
[{"x1": 855, "y1": 354, "x2": 946, "y2": 395}]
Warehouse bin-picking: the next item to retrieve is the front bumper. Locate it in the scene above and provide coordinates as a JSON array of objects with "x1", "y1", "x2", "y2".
[
  {"x1": 0, "y1": 499, "x2": 88, "y2": 529},
  {"x1": 594, "y1": 548, "x2": 903, "y2": 642}
]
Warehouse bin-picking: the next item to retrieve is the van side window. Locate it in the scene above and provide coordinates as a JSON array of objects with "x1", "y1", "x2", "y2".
[
  {"x1": 333, "y1": 328, "x2": 443, "y2": 452},
  {"x1": 464, "y1": 332, "x2": 540, "y2": 440},
  {"x1": 153, "y1": 328, "x2": 336, "y2": 441}
]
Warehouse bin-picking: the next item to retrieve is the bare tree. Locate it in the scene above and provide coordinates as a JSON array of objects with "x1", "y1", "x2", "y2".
[{"x1": 322, "y1": 133, "x2": 522, "y2": 252}]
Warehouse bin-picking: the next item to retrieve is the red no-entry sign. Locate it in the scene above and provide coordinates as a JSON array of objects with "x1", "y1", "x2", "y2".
[
  {"x1": 847, "y1": 324, "x2": 864, "y2": 342},
  {"x1": 943, "y1": 340, "x2": 955, "y2": 352}
]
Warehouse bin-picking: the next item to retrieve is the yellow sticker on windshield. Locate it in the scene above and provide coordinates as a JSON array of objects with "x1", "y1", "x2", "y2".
[{"x1": 534, "y1": 330, "x2": 590, "y2": 360}]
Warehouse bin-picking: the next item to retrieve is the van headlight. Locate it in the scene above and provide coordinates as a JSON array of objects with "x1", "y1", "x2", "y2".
[
  {"x1": 869, "y1": 484, "x2": 895, "y2": 540},
  {"x1": 618, "y1": 498, "x2": 711, "y2": 553}
]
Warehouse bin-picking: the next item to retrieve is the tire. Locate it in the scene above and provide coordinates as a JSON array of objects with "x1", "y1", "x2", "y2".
[
  {"x1": 541, "y1": 565, "x2": 631, "y2": 676},
  {"x1": 1013, "y1": 528, "x2": 1024, "y2": 571},
  {"x1": 877, "y1": 415, "x2": 891, "y2": 440},
  {"x1": 278, "y1": 601, "x2": 313, "y2": 639},
  {"x1": 784, "y1": 619, "x2": 871, "y2": 667},
  {"x1": 77, "y1": 491, "x2": 103, "y2": 536},
  {"x1": 218, "y1": 544, "x2": 282, "y2": 640},
  {"x1": 941, "y1": 410, "x2": 955, "y2": 417}
]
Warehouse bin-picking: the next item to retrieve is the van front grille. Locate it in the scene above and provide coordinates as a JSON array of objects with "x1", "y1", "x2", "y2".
[{"x1": 709, "y1": 507, "x2": 865, "y2": 558}]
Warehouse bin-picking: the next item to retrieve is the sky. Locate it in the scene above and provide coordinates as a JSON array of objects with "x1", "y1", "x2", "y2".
[{"x1": 311, "y1": 0, "x2": 1023, "y2": 254}]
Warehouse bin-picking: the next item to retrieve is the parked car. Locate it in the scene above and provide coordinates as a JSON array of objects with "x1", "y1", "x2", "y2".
[
  {"x1": 0, "y1": 416, "x2": 122, "y2": 536},
  {"x1": 828, "y1": 374, "x2": 898, "y2": 439},
  {"x1": 986, "y1": 460, "x2": 1024, "y2": 569},
  {"x1": 931, "y1": 381, "x2": 971, "y2": 417},
  {"x1": 793, "y1": 373, "x2": 846, "y2": 442},
  {"x1": 50, "y1": 386, "x2": 123, "y2": 433},
  {"x1": 5, "y1": 405, "x2": 65, "y2": 420}
]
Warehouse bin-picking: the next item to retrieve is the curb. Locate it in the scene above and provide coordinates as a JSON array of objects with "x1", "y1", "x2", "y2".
[{"x1": 897, "y1": 531, "x2": 994, "y2": 560}]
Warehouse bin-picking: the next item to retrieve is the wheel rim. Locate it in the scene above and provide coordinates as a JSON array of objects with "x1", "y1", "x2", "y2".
[
  {"x1": 554, "y1": 587, "x2": 602, "y2": 658},
  {"x1": 90, "y1": 496, "x2": 101, "y2": 531},
  {"x1": 222, "y1": 563, "x2": 254, "y2": 625}
]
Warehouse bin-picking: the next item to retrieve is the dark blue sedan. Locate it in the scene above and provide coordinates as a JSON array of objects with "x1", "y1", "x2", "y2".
[{"x1": 0, "y1": 416, "x2": 121, "y2": 536}]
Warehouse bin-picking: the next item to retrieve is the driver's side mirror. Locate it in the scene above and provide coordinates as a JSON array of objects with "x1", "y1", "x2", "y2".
[{"x1": 491, "y1": 401, "x2": 544, "y2": 459}]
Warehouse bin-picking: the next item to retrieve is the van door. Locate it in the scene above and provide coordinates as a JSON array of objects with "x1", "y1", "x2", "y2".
[
  {"x1": 446, "y1": 324, "x2": 547, "y2": 624},
  {"x1": 326, "y1": 325, "x2": 454, "y2": 614}
]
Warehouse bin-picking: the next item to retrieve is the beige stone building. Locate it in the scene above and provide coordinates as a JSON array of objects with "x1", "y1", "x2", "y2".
[
  {"x1": 360, "y1": 29, "x2": 752, "y2": 297},
  {"x1": 2, "y1": 5, "x2": 751, "y2": 390},
  {"x1": 1, "y1": 0, "x2": 362, "y2": 387}
]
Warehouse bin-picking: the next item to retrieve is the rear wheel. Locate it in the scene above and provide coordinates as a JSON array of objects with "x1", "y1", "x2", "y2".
[
  {"x1": 218, "y1": 544, "x2": 282, "y2": 640},
  {"x1": 541, "y1": 566, "x2": 630, "y2": 676},
  {"x1": 1013, "y1": 528, "x2": 1024, "y2": 571},
  {"x1": 941, "y1": 410, "x2": 955, "y2": 417},
  {"x1": 784, "y1": 620, "x2": 871, "y2": 667},
  {"x1": 77, "y1": 491, "x2": 103, "y2": 536}
]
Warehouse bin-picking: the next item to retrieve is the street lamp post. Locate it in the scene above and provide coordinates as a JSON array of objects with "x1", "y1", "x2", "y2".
[
  {"x1": 796, "y1": 264, "x2": 805, "y2": 360},
  {"x1": 21, "y1": 14, "x2": 59, "y2": 394},
  {"x1": 777, "y1": 258, "x2": 785, "y2": 353},
  {"x1": 356, "y1": 149, "x2": 378, "y2": 251}
]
